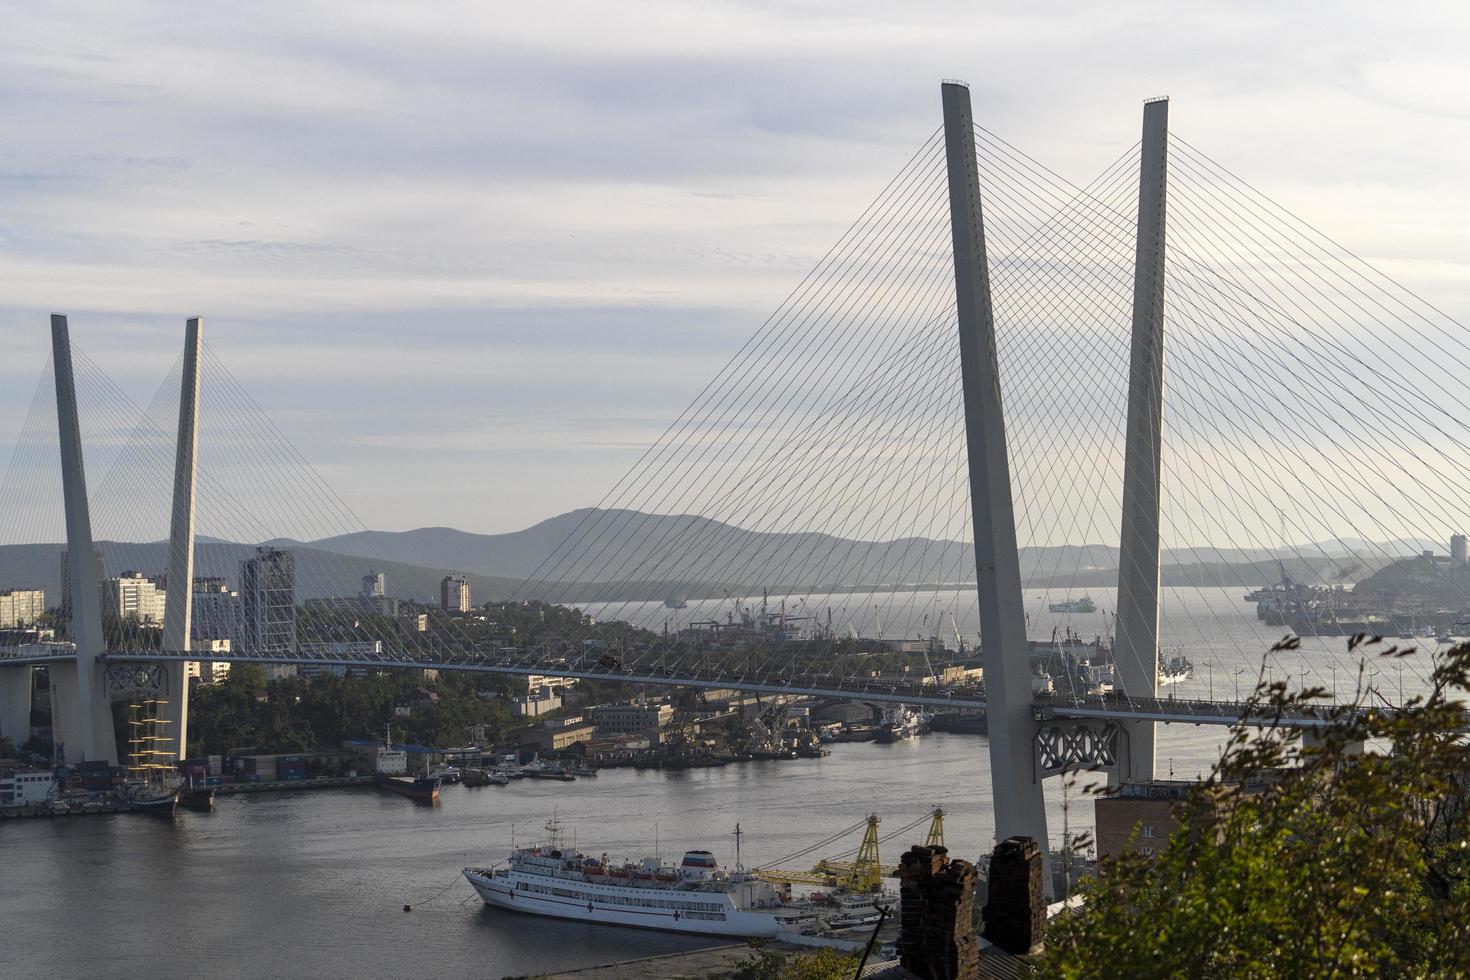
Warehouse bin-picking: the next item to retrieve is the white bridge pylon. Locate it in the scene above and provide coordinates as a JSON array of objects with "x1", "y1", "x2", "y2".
[{"x1": 0, "y1": 316, "x2": 203, "y2": 764}]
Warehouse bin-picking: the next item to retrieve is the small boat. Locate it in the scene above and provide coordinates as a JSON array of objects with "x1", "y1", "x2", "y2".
[
  {"x1": 1048, "y1": 596, "x2": 1098, "y2": 614},
  {"x1": 463, "y1": 768, "x2": 509, "y2": 788},
  {"x1": 1158, "y1": 650, "x2": 1193, "y2": 686},
  {"x1": 569, "y1": 766, "x2": 598, "y2": 778},
  {"x1": 522, "y1": 762, "x2": 576, "y2": 781},
  {"x1": 179, "y1": 779, "x2": 216, "y2": 812}
]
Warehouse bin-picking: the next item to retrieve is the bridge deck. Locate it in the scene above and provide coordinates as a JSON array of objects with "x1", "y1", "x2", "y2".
[{"x1": 0, "y1": 646, "x2": 1392, "y2": 728}]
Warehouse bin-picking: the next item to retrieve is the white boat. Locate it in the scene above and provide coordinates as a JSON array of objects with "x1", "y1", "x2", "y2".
[
  {"x1": 463, "y1": 818, "x2": 819, "y2": 938},
  {"x1": 1158, "y1": 651, "x2": 1193, "y2": 686}
]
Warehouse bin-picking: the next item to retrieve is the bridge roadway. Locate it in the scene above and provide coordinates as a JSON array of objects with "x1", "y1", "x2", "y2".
[{"x1": 0, "y1": 643, "x2": 1383, "y2": 730}]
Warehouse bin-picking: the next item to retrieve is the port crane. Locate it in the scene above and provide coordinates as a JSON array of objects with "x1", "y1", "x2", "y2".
[{"x1": 754, "y1": 807, "x2": 946, "y2": 889}]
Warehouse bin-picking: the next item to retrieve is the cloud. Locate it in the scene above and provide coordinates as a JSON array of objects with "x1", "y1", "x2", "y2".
[{"x1": 0, "y1": 0, "x2": 1467, "y2": 538}]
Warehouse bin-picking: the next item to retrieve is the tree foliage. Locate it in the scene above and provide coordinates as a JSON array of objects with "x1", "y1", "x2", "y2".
[
  {"x1": 186, "y1": 667, "x2": 514, "y2": 756},
  {"x1": 1036, "y1": 637, "x2": 1470, "y2": 979},
  {"x1": 726, "y1": 946, "x2": 860, "y2": 980}
]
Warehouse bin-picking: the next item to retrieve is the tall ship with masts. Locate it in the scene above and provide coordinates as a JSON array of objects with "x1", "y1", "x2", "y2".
[{"x1": 126, "y1": 699, "x2": 181, "y2": 816}]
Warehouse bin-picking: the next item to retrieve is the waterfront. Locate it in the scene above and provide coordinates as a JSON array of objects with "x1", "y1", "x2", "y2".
[
  {"x1": 4, "y1": 731, "x2": 1219, "y2": 980},
  {"x1": 5, "y1": 585, "x2": 1444, "y2": 978},
  {"x1": 587, "y1": 585, "x2": 1445, "y2": 706}
]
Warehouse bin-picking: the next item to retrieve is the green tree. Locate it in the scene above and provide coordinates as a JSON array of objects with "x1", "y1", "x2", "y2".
[{"x1": 1035, "y1": 637, "x2": 1470, "y2": 979}]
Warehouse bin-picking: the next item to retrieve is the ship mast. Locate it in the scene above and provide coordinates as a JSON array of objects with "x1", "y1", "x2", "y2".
[{"x1": 733, "y1": 823, "x2": 743, "y2": 873}]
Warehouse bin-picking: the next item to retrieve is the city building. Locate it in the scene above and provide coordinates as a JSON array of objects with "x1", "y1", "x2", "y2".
[
  {"x1": 1094, "y1": 779, "x2": 1195, "y2": 859},
  {"x1": 1453, "y1": 534, "x2": 1467, "y2": 564},
  {"x1": 0, "y1": 770, "x2": 56, "y2": 807},
  {"x1": 58, "y1": 548, "x2": 104, "y2": 616},
  {"x1": 361, "y1": 571, "x2": 385, "y2": 597},
  {"x1": 0, "y1": 589, "x2": 45, "y2": 628},
  {"x1": 520, "y1": 716, "x2": 597, "y2": 753},
  {"x1": 192, "y1": 577, "x2": 241, "y2": 646},
  {"x1": 240, "y1": 547, "x2": 296, "y2": 655},
  {"x1": 590, "y1": 702, "x2": 675, "y2": 736},
  {"x1": 100, "y1": 571, "x2": 167, "y2": 623},
  {"x1": 512, "y1": 691, "x2": 563, "y2": 718},
  {"x1": 186, "y1": 650, "x2": 232, "y2": 685},
  {"x1": 440, "y1": 574, "x2": 471, "y2": 612}
]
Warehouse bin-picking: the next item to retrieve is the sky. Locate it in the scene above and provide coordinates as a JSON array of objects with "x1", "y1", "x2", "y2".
[{"x1": 2, "y1": 0, "x2": 1469, "y2": 539}]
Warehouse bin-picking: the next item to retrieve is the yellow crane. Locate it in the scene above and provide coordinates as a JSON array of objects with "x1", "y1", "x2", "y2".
[{"x1": 755, "y1": 807, "x2": 945, "y2": 889}]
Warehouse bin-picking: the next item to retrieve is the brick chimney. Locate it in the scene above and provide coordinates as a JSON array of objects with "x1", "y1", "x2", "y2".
[
  {"x1": 981, "y1": 835, "x2": 1045, "y2": 954},
  {"x1": 897, "y1": 844, "x2": 981, "y2": 980}
]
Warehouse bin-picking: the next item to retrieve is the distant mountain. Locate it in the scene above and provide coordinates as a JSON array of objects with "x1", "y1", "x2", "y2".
[{"x1": 0, "y1": 508, "x2": 1417, "y2": 606}]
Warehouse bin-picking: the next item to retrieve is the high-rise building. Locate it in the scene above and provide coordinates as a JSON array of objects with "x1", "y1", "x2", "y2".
[
  {"x1": 361, "y1": 570, "x2": 386, "y2": 597},
  {"x1": 0, "y1": 589, "x2": 45, "y2": 627},
  {"x1": 1452, "y1": 534, "x2": 1467, "y2": 564},
  {"x1": 241, "y1": 547, "x2": 296, "y2": 655},
  {"x1": 58, "y1": 548, "x2": 104, "y2": 616},
  {"x1": 192, "y1": 577, "x2": 241, "y2": 647},
  {"x1": 100, "y1": 572, "x2": 167, "y2": 623},
  {"x1": 440, "y1": 574, "x2": 472, "y2": 613}
]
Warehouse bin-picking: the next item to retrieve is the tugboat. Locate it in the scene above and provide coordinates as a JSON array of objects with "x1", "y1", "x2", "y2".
[
  {"x1": 125, "y1": 699, "x2": 180, "y2": 817},
  {"x1": 178, "y1": 777, "x2": 216, "y2": 812}
]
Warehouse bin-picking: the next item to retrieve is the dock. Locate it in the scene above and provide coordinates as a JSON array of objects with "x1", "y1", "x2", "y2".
[{"x1": 215, "y1": 774, "x2": 377, "y2": 794}]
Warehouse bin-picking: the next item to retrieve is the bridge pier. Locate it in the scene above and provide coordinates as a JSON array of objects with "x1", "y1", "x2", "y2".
[
  {"x1": 941, "y1": 81, "x2": 1050, "y2": 859},
  {"x1": 0, "y1": 668, "x2": 32, "y2": 746},
  {"x1": 1114, "y1": 98, "x2": 1170, "y2": 783}
]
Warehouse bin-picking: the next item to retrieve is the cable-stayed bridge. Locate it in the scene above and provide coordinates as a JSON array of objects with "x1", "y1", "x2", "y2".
[{"x1": 4, "y1": 82, "x2": 1469, "y2": 859}]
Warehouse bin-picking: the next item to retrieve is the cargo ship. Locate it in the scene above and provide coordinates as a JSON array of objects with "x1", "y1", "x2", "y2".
[
  {"x1": 377, "y1": 771, "x2": 442, "y2": 802},
  {"x1": 463, "y1": 818, "x2": 820, "y2": 938},
  {"x1": 373, "y1": 725, "x2": 441, "y2": 803}
]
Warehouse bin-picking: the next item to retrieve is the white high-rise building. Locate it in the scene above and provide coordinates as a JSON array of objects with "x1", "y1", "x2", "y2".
[
  {"x1": 101, "y1": 572, "x2": 167, "y2": 623},
  {"x1": 0, "y1": 589, "x2": 45, "y2": 627}
]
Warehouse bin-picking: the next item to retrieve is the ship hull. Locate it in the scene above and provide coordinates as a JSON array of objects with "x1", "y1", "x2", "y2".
[
  {"x1": 376, "y1": 773, "x2": 441, "y2": 803},
  {"x1": 462, "y1": 870, "x2": 790, "y2": 939},
  {"x1": 130, "y1": 790, "x2": 180, "y2": 817}
]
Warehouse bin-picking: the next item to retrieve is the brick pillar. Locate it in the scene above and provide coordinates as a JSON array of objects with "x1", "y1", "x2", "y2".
[
  {"x1": 897, "y1": 844, "x2": 981, "y2": 980},
  {"x1": 981, "y1": 835, "x2": 1045, "y2": 954}
]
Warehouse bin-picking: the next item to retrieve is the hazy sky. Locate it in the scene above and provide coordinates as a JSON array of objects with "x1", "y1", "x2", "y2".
[{"x1": 2, "y1": 0, "x2": 1468, "y2": 536}]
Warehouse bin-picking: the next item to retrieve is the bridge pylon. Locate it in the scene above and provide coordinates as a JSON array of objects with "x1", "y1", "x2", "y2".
[
  {"x1": 160, "y1": 317, "x2": 203, "y2": 760},
  {"x1": 51, "y1": 314, "x2": 117, "y2": 764},
  {"x1": 940, "y1": 81, "x2": 1048, "y2": 857},
  {"x1": 1114, "y1": 97, "x2": 1169, "y2": 783}
]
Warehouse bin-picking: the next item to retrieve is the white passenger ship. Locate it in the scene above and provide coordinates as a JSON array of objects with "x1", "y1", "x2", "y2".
[{"x1": 463, "y1": 819, "x2": 822, "y2": 938}]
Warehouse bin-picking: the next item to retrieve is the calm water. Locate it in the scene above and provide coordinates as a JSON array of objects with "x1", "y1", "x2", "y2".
[
  {"x1": 7, "y1": 734, "x2": 1223, "y2": 980},
  {"x1": 7, "y1": 587, "x2": 1443, "y2": 979},
  {"x1": 586, "y1": 585, "x2": 1445, "y2": 705}
]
